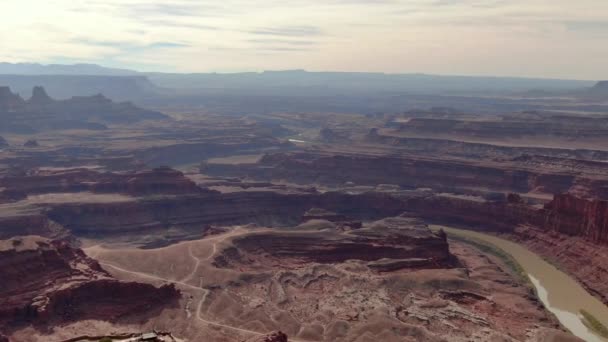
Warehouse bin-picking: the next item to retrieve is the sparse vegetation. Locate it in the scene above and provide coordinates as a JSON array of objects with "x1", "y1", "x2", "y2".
[
  {"x1": 99, "y1": 337, "x2": 112, "y2": 342},
  {"x1": 580, "y1": 310, "x2": 608, "y2": 338},
  {"x1": 447, "y1": 233, "x2": 529, "y2": 284}
]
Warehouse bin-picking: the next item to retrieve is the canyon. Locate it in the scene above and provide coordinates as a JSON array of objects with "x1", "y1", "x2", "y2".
[{"x1": 2, "y1": 81, "x2": 608, "y2": 341}]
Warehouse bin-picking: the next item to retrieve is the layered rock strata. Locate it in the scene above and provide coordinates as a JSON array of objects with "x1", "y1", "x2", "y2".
[{"x1": 0, "y1": 236, "x2": 179, "y2": 332}]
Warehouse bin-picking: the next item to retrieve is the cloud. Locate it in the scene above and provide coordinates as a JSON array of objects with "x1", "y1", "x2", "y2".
[
  {"x1": 71, "y1": 38, "x2": 190, "y2": 52},
  {"x1": 247, "y1": 39, "x2": 317, "y2": 46},
  {"x1": 431, "y1": 0, "x2": 507, "y2": 8},
  {"x1": 122, "y1": 3, "x2": 207, "y2": 17},
  {"x1": 249, "y1": 26, "x2": 324, "y2": 37},
  {"x1": 146, "y1": 42, "x2": 191, "y2": 48},
  {"x1": 139, "y1": 19, "x2": 219, "y2": 31}
]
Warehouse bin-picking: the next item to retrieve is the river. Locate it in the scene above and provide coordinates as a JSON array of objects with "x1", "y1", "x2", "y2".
[{"x1": 431, "y1": 225, "x2": 608, "y2": 342}]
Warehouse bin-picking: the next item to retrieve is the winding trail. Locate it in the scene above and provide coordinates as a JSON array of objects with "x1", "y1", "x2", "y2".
[
  {"x1": 95, "y1": 228, "x2": 307, "y2": 341},
  {"x1": 100, "y1": 261, "x2": 265, "y2": 338},
  {"x1": 181, "y1": 232, "x2": 223, "y2": 283}
]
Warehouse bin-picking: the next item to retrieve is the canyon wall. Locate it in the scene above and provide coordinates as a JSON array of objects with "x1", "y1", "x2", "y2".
[
  {"x1": 46, "y1": 191, "x2": 407, "y2": 237},
  {"x1": 0, "y1": 237, "x2": 179, "y2": 332},
  {"x1": 221, "y1": 218, "x2": 451, "y2": 268},
  {"x1": 403, "y1": 193, "x2": 608, "y2": 304},
  {"x1": 0, "y1": 167, "x2": 202, "y2": 197},
  {"x1": 541, "y1": 194, "x2": 608, "y2": 244},
  {"x1": 205, "y1": 151, "x2": 608, "y2": 196}
]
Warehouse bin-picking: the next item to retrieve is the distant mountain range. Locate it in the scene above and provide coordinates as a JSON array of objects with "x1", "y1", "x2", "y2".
[
  {"x1": 0, "y1": 62, "x2": 597, "y2": 95},
  {"x1": 0, "y1": 62, "x2": 605, "y2": 114}
]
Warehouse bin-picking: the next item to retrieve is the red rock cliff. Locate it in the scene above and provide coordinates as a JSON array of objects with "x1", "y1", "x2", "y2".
[
  {"x1": 542, "y1": 194, "x2": 608, "y2": 244},
  {"x1": 0, "y1": 236, "x2": 179, "y2": 331}
]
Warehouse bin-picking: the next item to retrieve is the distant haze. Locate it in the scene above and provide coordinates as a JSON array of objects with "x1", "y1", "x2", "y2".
[{"x1": 1, "y1": 0, "x2": 607, "y2": 79}]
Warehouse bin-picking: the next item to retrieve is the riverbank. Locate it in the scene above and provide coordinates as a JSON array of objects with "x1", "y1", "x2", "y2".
[{"x1": 431, "y1": 225, "x2": 608, "y2": 342}]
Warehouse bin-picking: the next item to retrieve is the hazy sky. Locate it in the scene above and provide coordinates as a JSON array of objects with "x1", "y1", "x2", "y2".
[{"x1": 1, "y1": 0, "x2": 607, "y2": 79}]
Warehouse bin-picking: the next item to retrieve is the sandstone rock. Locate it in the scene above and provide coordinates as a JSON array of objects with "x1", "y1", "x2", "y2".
[
  {"x1": 246, "y1": 331, "x2": 288, "y2": 342},
  {"x1": 0, "y1": 236, "x2": 180, "y2": 329},
  {"x1": 28, "y1": 86, "x2": 54, "y2": 106},
  {"x1": 1, "y1": 87, "x2": 168, "y2": 134},
  {"x1": 216, "y1": 217, "x2": 452, "y2": 270},
  {"x1": 303, "y1": 207, "x2": 346, "y2": 221},
  {"x1": 533, "y1": 328, "x2": 584, "y2": 342},
  {"x1": 0, "y1": 167, "x2": 202, "y2": 197},
  {"x1": 542, "y1": 193, "x2": 608, "y2": 244},
  {"x1": 204, "y1": 150, "x2": 604, "y2": 195},
  {"x1": 0, "y1": 86, "x2": 25, "y2": 112},
  {"x1": 23, "y1": 139, "x2": 39, "y2": 148}
]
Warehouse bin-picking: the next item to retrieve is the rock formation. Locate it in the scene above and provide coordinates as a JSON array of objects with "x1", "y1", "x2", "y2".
[
  {"x1": 0, "y1": 167, "x2": 202, "y2": 197},
  {"x1": 23, "y1": 139, "x2": 39, "y2": 148},
  {"x1": 0, "y1": 236, "x2": 179, "y2": 332},
  {"x1": 246, "y1": 331, "x2": 288, "y2": 342},
  {"x1": 28, "y1": 86, "x2": 54, "y2": 106},
  {"x1": 215, "y1": 217, "x2": 451, "y2": 271},
  {"x1": 0, "y1": 86, "x2": 25, "y2": 112},
  {"x1": 205, "y1": 150, "x2": 608, "y2": 196},
  {"x1": 398, "y1": 115, "x2": 608, "y2": 141},
  {"x1": 0, "y1": 136, "x2": 7, "y2": 148},
  {"x1": 536, "y1": 194, "x2": 608, "y2": 243},
  {"x1": 396, "y1": 192, "x2": 608, "y2": 305},
  {"x1": 0, "y1": 86, "x2": 168, "y2": 134}
]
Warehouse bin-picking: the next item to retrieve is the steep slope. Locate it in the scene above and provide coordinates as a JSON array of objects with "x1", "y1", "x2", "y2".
[{"x1": 0, "y1": 236, "x2": 180, "y2": 334}]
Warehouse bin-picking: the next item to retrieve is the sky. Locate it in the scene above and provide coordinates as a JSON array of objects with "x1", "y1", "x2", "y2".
[{"x1": 1, "y1": 0, "x2": 607, "y2": 79}]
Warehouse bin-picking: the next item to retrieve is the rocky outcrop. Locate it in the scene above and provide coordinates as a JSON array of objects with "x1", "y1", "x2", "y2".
[
  {"x1": 216, "y1": 217, "x2": 452, "y2": 270},
  {"x1": 142, "y1": 136, "x2": 286, "y2": 167},
  {"x1": 0, "y1": 167, "x2": 202, "y2": 197},
  {"x1": 0, "y1": 86, "x2": 25, "y2": 112},
  {"x1": 28, "y1": 86, "x2": 53, "y2": 106},
  {"x1": 41, "y1": 279, "x2": 179, "y2": 323},
  {"x1": 0, "y1": 215, "x2": 68, "y2": 240},
  {"x1": 403, "y1": 194, "x2": 535, "y2": 233},
  {"x1": 366, "y1": 131, "x2": 608, "y2": 161},
  {"x1": 45, "y1": 190, "x2": 407, "y2": 240},
  {"x1": 540, "y1": 194, "x2": 608, "y2": 244},
  {"x1": 403, "y1": 192, "x2": 608, "y2": 244},
  {"x1": 0, "y1": 74, "x2": 158, "y2": 102},
  {"x1": 91, "y1": 166, "x2": 203, "y2": 195},
  {"x1": 23, "y1": 139, "x2": 39, "y2": 148},
  {"x1": 301, "y1": 208, "x2": 362, "y2": 230},
  {"x1": 396, "y1": 192, "x2": 608, "y2": 304},
  {"x1": 0, "y1": 236, "x2": 179, "y2": 330},
  {"x1": 0, "y1": 86, "x2": 168, "y2": 133},
  {"x1": 398, "y1": 116, "x2": 608, "y2": 140},
  {"x1": 205, "y1": 151, "x2": 597, "y2": 195},
  {"x1": 246, "y1": 331, "x2": 288, "y2": 342}
]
